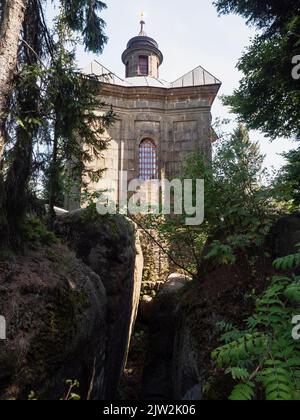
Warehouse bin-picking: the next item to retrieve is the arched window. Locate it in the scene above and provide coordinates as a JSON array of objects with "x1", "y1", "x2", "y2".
[{"x1": 139, "y1": 139, "x2": 158, "y2": 180}]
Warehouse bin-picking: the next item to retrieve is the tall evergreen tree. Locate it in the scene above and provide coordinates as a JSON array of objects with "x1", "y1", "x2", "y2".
[
  {"x1": 0, "y1": 0, "x2": 111, "y2": 248},
  {"x1": 3, "y1": 0, "x2": 44, "y2": 246},
  {"x1": 45, "y1": 15, "x2": 114, "y2": 225},
  {"x1": 276, "y1": 146, "x2": 300, "y2": 205},
  {"x1": 214, "y1": 0, "x2": 300, "y2": 139},
  {"x1": 0, "y1": 0, "x2": 28, "y2": 162}
]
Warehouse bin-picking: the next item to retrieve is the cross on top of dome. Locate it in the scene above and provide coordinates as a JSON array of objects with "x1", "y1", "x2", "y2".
[{"x1": 139, "y1": 12, "x2": 147, "y2": 36}]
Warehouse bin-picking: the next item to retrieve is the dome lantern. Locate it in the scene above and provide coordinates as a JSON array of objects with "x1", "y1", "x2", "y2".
[{"x1": 122, "y1": 17, "x2": 163, "y2": 79}]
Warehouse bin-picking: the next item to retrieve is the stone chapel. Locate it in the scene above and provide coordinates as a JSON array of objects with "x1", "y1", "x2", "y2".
[{"x1": 66, "y1": 17, "x2": 221, "y2": 210}]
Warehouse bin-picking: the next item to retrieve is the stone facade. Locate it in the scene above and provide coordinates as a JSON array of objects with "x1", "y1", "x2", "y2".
[{"x1": 88, "y1": 82, "x2": 220, "y2": 201}]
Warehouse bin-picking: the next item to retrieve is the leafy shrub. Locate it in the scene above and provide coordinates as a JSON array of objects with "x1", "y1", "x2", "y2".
[
  {"x1": 273, "y1": 244, "x2": 300, "y2": 272},
  {"x1": 211, "y1": 250, "x2": 300, "y2": 400},
  {"x1": 21, "y1": 217, "x2": 58, "y2": 247},
  {"x1": 204, "y1": 241, "x2": 236, "y2": 265},
  {"x1": 138, "y1": 125, "x2": 276, "y2": 276},
  {"x1": 28, "y1": 380, "x2": 81, "y2": 401}
]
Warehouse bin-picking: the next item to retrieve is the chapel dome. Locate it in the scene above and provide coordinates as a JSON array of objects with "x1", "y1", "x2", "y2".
[{"x1": 121, "y1": 17, "x2": 163, "y2": 78}]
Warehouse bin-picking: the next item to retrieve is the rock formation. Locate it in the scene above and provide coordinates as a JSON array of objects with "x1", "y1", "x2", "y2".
[
  {"x1": 0, "y1": 245, "x2": 107, "y2": 400},
  {"x1": 54, "y1": 210, "x2": 144, "y2": 399},
  {"x1": 0, "y1": 211, "x2": 143, "y2": 400}
]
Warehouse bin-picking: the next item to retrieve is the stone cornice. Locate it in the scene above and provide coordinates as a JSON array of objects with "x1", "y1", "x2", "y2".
[{"x1": 99, "y1": 83, "x2": 221, "y2": 106}]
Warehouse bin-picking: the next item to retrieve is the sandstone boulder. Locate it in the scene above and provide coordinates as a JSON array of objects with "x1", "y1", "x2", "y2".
[
  {"x1": 0, "y1": 245, "x2": 107, "y2": 400},
  {"x1": 268, "y1": 213, "x2": 300, "y2": 258},
  {"x1": 0, "y1": 211, "x2": 143, "y2": 400},
  {"x1": 55, "y1": 210, "x2": 143, "y2": 398}
]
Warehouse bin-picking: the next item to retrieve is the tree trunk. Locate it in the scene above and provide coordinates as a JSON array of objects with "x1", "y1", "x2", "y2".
[
  {"x1": 0, "y1": 176, "x2": 8, "y2": 249},
  {"x1": 0, "y1": 0, "x2": 28, "y2": 163},
  {"x1": 5, "y1": 124, "x2": 34, "y2": 246},
  {"x1": 4, "y1": 0, "x2": 42, "y2": 248},
  {"x1": 49, "y1": 120, "x2": 60, "y2": 228}
]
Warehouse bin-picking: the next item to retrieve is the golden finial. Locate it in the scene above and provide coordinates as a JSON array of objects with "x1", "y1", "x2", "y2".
[{"x1": 139, "y1": 11, "x2": 146, "y2": 35}]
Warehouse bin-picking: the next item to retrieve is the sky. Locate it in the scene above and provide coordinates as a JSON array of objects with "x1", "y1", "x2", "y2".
[{"x1": 70, "y1": 0, "x2": 296, "y2": 171}]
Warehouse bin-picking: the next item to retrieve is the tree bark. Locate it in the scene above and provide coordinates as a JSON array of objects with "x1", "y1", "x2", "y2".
[{"x1": 0, "y1": 0, "x2": 27, "y2": 163}]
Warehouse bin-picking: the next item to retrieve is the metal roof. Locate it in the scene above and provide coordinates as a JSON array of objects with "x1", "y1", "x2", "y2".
[
  {"x1": 171, "y1": 66, "x2": 221, "y2": 87},
  {"x1": 126, "y1": 35, "x2": 159, "y2": 50},
  {"x1": 125, "y1": 76, "x2": 170, "y2": 88},
  {"x1": 82, "y1": 61, "x2": 127, "y2": 86},
  {"x1": 82, "y1": 61, "x2": 221, "y2": 88}
]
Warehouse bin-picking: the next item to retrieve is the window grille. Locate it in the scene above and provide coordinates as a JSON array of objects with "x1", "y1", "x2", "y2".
[{"x1": 139, "y1": 139, "x2": 158, "y2": 180}]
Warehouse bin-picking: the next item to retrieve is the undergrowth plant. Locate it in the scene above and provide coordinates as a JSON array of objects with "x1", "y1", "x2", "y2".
[
  {"x1": 21, "y1": 217, "x2": 59, "y2": 248},
  {"x1": 28, "y1": 380, "x2": 81, "y2": 401},
  {"x1": 137, "y1": 124, "x2": 276, "y2": 277},
  {"x1": 211, "y1": 245, "x2": 300, "y2": 400}
]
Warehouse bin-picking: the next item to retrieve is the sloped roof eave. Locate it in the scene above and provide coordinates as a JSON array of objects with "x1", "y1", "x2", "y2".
[{"x1": 81, "y1": 61, "x2": 222, "y2": 89}]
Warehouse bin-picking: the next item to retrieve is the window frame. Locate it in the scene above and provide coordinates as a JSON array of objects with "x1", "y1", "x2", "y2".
[{"x1": 137, "y1": 55, "x2": 149, "y2": 76}]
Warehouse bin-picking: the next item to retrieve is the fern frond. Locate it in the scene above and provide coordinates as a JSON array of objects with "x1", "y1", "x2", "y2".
[
  {"x1": 271, "y1": 276, "x2": 294, "y2": 285},
  {"x1": 273, "y1": 253, "x2": 300, "y2": 272},
  {"x1": 284, "y1": 283, "x2": 300, "y2": 303},
  {"x1": 225, "y1": 367, "x2": 250, "y2": 381},
  {"x1": 212, "y1": 251, "x2": 300, "y2": 401},
  {"x1": 221, "y1": 330, "x2": 243, "y2": 344},
  {"x1": 212, "y1": 333, "x2": 268, "y2": 367},
  {"x1": 260, "y1": 366, "x2": 293, "y2": 401},
  {"x1": 229, "y1": 381, "x2": 255, "y2": 401}
]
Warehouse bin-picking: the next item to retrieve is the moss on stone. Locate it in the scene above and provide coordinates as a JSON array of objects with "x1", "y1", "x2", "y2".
[{"x1": 19, "y1": 278, "x2": 91, "y2": 396}]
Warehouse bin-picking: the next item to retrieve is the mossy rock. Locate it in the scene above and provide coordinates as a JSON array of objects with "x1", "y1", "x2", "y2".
[{"x1": 0, "y1": 244, "x2": 107, "y2": 400}]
